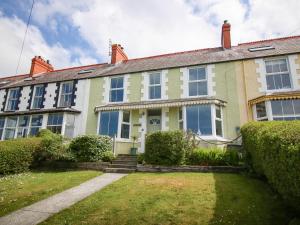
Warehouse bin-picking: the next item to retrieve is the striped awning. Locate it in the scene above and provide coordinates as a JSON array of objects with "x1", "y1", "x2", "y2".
[
  {"x1": 248, "y1": 91, "x2": 300, "y2": 105},
  {"x1": 95, "y1": 98, "x2": 226, "y2": 112}
]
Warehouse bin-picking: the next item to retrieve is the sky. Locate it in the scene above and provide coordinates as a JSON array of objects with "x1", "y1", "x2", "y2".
[{"x1": 0, "y1": 0, "x2": 300, "y2": 77}]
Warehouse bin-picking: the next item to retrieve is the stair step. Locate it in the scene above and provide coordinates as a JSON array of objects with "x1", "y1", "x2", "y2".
[
  {"x1": 112, "y1": 160, "x2": 137, "y2": 165},
  {"x1": 109, "y1": 164, "x2": 137, "y2": 169},
  {"x1": 105, "y1": 168, "x2": 136, "y2": 173}
]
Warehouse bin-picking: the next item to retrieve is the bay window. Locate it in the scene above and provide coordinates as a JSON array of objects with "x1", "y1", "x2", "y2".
[
  {"x1": 6, "y1": 88, "x2": 20, "y2": 111},
  {"x1": 99, "y1": 110, "x2": 131, "y2": 139},
  {"x1": 32, "y1": 85, "x2": 44, "y2": 109},
  {"x1": 179, "y1": 108, "x2": 183, "y2": 130},
  {"x1": 4, "y1": 116, "x2": 18, "y2": 139},
  {"x1": 186, "y1": 105, "x2": 212, "y2": 135},
  {"x1": 265, "y1": 58, "x2": 291, "y2": 90},
  {"x1": 0, "y1": 117, "x2": 4, "y2": 139},
  {"x1": 47, "y1": 113, "x2": 63, "y2": 134},
  {"x1": 188, "y1": 67, "x2": 207, "y2": 96},
  {"x1": 30, "y1": 115, "x2": 43, "y2": 136},
  {"x1": 149, "y1": 73, "x2": 161, "y2": 99},
  {"x1": 17, "y1": 115, "x2": 30, "y2": 138},
  {"x1": 255, "y1": 102, "x2": 268, "y2": 121},
  {"x1": 215, "y1": 105, "x2": 223, "y2": 136},
  {"x1": 271, "y1": 100, "x2": 300, "y2": 120},
  {"x1": 59, "y1": 82, "x2": 73, "y2": 107},
  {"x1": 110, "y1": 77, "x2": 124, "y2": 102}
]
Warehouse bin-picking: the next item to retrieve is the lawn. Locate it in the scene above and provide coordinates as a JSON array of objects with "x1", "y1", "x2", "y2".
[
  {"x1": 0, "y1": 170, "x2": 101, "y2": 216},
  {"x1": 42, "y1": 173, "x2": 294, "y2": 225}
]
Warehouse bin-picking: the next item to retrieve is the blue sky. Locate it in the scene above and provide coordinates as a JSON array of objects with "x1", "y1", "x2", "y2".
[{"x1": 0, "y1": 0, "x2": 299, "y2": 76}]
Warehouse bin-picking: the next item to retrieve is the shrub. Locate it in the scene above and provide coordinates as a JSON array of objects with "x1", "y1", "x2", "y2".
[
  {"x1": 187, "y1": 147, "x2": 240, "y2": 166},
  {"x1": 34, "y1": 129, "x2": 71, "y2": 162},
  {"x1": 241, "y1": 121, "x2": 300, "y2": 212},
  {"x1": 0, "y1": 138, "x2": 42, "y2": 174},
  {"x1": 69, "y1": 135, "x2": 112, "y2": 162},
  {"x1": 145, "y1": 131, "x2": 188, "y2": 166},
  {"x1": 101, "y1": 151, "x2": 115, "y2": 162},
  {"x1": 137, "y1": 153, "x2": 145, "y2": 164}
]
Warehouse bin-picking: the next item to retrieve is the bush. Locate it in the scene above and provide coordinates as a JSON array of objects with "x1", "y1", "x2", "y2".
[
  {"x1": 241, "y1": 121, "x2": 300, "y2": 212},
  {"x1": 145, "y1": 131, "x2": 188, "y2": 166},
  {"x1": 0, "y1": 138, "x2": 42, "y2": 174},
  {"x1": 187, "y1": 147, "x2": 240, "y2": 166},
  {"x1": 137, "y1": 153, "x2": 145, "y2": 164},
  {"x1": 34, "y1": 129, "x2": 72, "y2": 162},
  {"x1": 101, "y1": 151, "x2": 115, "y2": 162},
  {"x1": 69, "y1": 135, "x2": 112, "y2": 162}
]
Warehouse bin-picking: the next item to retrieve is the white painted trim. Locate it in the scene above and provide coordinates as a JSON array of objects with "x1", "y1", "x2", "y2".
[
  {"x1": 61, "y1": 113, "x2": 66, "y2": 136},
  {"x1": 288, "y1": 54, "x2": 300, "y2": 90},
  {"x1": 161, "y1": 107, "x2": 169, "y2": 131},
  {"x1": 266, "y1": 101, "x2": 273, "y2": 121},
  {"x1": 96, "y1": 112, "x2": 101, "y2": 134},
  {"x1": 138, "y1": 109, "x2": 147, "y2": 153},
  {"x1": 182, "y1": 106, "x2": 187, "y2": 130},
  {"x1": 41, "y1": 113, "x2": 48, "y2": 129},
  {"x1": 211, "y1": 104, "x2": 216, "y2": 136}
]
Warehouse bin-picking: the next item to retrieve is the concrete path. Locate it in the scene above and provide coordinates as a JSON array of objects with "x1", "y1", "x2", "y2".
[{"x1": 0, "y1": 173, "x2": 127, "y2": 225}]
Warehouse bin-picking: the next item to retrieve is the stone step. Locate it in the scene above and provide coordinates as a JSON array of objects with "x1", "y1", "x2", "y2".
[
  {"x1": 108, "y1": 164, "x2": 137, "y2": 169},
  {"x1": 112, "y1": 160, "x2": 137, "y2": 165},
  {"x1": 116, "y1": 155, "x2": 137, "y2": 159},
  {"x1": 104, "y1": 168, "x2": 136, "y2": 173}
]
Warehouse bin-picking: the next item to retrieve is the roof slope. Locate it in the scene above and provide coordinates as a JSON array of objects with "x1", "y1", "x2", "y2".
[{"x1": 1, "y1": 35, "x2": 300, "y2": 89}]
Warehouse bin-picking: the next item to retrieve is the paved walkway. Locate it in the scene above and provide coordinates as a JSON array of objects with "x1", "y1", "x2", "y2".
[{"x1": 0, "y1": 173, "x2": 127, "y2": 225}]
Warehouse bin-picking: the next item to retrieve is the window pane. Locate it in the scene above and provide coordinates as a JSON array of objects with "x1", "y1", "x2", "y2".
[
  {"x1": 31, "y1": 115, "x2": 43, "y2": 126},
  {"x1": 189, "y1": 82, "x2": 198, "y2": 96},
  {"x1": 281, "y1": 74, "x2": 291, "y2": 89},
  {"x1": 19, "y1": 116, "x2": 29, "y2": 127},
  {"x1": 150, "y1": 73, "x2": 160, "y2": 85},
  {"x1": 293, "y1": 100, "x2": 300, "y2": 114},
  {"x1": 186, "y1": 105, "x2": 212, "y2": 135},
  {"x1": 149, "y1": 86, "x2": 161, "y2": 99},
  {"x1": 110, "y1": 89, "x2": 124, "y2": 102},
  {"x1": 256, "y1": 102, "x2": 267, "y2": 118},
  {"x1": 216, "y1": 105, "x2": 221, "y2": 119},
  {"x1": 123, "y1": 111, "x2": 130, "y2": 123},
  {"x1": 4, "y1": 128, "x2": 15, "y2": 140},
  {"x1": 197, "y1": 81, "x2": 208, "y2": 95},
  {"x1": 121, "y1": 124, "x2": 130, "y2": 138},
  {"x1": 6, "y1": 117, "x2": 17, "y2": 127},
  {"x1": 30, "y1": 127, "x2": 40, "y2": 136},
  {"x1": 266, "y1": 75, "x2": 275, "y2": 90},
  {"x1": 0, "y1": 118, "x2": 5, "y2": 128},
  {"x1": 99, "y1": 111, "x2": 119, "y2": 137},
  {"x1": 47, "y1": 114, "x2": 63, "y2": 125},
  {"x1": 111, "y1": 77, "x2": 124, "y2": 88},
  {"x1": 189, "y1": 69, "x2": 198, "y2": 81},
  {"x1": 272, "y1": 62, "x2": 280, "y2": 73},
  {"x1": 279, "y1": 60, "x2": 288, "y2": 72},
  {"x1": 271, "y1": 101, "x2": 283, "y2": 116},
  {"x1": 197, "y1": 68, "x2": 206, "y2": 80},
  {"x1": 282, "y1": 100, "x2": 294, "y2": 115},
  {"x1": 216, "y1": 120, "x2": 222, "y2": 136},
  {"x1": 265, "y1": 62, "x2": 272, "y2": 73}
]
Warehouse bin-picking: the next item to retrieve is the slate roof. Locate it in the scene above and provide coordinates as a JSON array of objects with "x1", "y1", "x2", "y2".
[{"x1": 1, "y1": 35, "x2": 300, "y2": 89}]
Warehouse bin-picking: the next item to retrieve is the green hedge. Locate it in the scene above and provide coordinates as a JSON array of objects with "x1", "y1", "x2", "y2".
[
  {"x1": 0, "y1": 138, "x2": 42, "y2": 174},
  {"x1": 241, "y1": 121, "x2": 300, "y2": 212},
  {"x1": 145, "y1": 131, "x2": 188, "y2": 166},
  {"x1": 69, "y1": 135, "x2": 112, "y2": 162},
  {"x1": 187, "y1": 148, "x2": 240, "y2": 166}
]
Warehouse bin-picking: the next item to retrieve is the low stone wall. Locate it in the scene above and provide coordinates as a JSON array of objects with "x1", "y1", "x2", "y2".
[
  {"x1": 137, "y1": 164, "x2": 245, "y2": 173},
  {"x1": 37, "y1": 161, "x2": 110, "y2": 171}
]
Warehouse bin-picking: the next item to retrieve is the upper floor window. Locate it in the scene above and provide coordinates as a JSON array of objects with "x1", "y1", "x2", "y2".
[
  {"x1": 149, "y1": 73, "x2": 161, "y2": 99},
  {"x1": 59, "y1": 82, "x2": 73, "y2": 107},
  {"x1": 188, "y1": 67, "x2": 207, "y2": 96},
  {"x1": 32, "y1": 85, "x2": 44, "y2": 109},
  {"x1": 6, "y1": 88, "x2": 19, "y2": 111},
  {"x1": 265, "y1": 59, "x2": 291, "y2": 90},
  {"x1": 110, "y1": 77, "x2": 124, "y2": 102}
]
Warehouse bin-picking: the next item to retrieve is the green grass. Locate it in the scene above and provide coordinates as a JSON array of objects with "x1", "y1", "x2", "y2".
[
  {"x1": 0, "y1": 170, "x2": 101, "y2": 216},
  {"x1": 42, "y1": 173, "x2": 294, "y2": 225}
]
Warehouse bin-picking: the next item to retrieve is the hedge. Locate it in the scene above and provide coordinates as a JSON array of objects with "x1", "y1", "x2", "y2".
[
  {"x1": 0, "y1": 138, "x2": 42, "y2": 174},
  {"x1": 145, "y1": 131, "x2": 188, "y2": 166},
  {"x1": 187, "y1": 147, "x2": 240, "y2": 166},
  {"x1": 68, "y1": 135, "x2": 112, "y2": 162},
  {"x1": 241, "y1": 121, "x2": 300, "y2": 212}
]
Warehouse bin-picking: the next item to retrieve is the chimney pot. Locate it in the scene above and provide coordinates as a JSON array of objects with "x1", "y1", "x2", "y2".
[{"x1": 221, "y1": 20, "x2": 231, "y2": 49}]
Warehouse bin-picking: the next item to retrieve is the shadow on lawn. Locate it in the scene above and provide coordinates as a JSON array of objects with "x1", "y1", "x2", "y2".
[{"x1": 209, "y1": 173, "x2": 294, "y2": 225}]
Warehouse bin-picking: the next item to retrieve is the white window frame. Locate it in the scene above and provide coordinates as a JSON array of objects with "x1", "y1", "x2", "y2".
[
  {"x1": 46, "y1": 113, "x2": 64, "y2": 134},
  {"x1": 215, "y1": 105, "x2": 223, "y2": 137},
  {"x1": 17, "y1": 115, "x2": 30, "y2": 138},
  {"x1": 6, "y1": 88, "x2": 20, "y2": 111},
  {"x1": 264, "y1": 58, "x2": 292, "y2": 92},
  {"x1": 178, "y1": 107, "x2": 183, "y2": 130},
  {"x1": 58, "y1": 81, "x2": 73, "y2": 107},
  {"x1": 253, "y1": 102, "x2": 268, "y2": 121},
  {"x1": 188, "y1": 66, "x2": 208, "y2": 97},
  {"x1": 148, "y1": 72, "x2": 161, "y2": 100},
  {"x1": 29, "y1": 114, "x2": 43, "y2": 136},
  {"x1": 0, "y1": 117, "x2": 5, "y2": 140},
  {"x1": 31, "y1": 85, "x2": 44, "y2": 109},
  {"x1": 109, "y1": 76, "x2": 124, "y2": 103},
  {"x1": 97, "y1": 110, "x2": 131, "y2": 141},
  {"x1": 4, "y1": 116, "x2": 18, "y2": 140}
]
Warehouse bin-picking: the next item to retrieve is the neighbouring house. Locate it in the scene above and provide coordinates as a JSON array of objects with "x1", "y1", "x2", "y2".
[{"x1": 0, "y1": 21, "x2": 300, "y2": 154}]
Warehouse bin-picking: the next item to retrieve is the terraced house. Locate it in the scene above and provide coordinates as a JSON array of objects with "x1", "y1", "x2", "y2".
[{"x1": 0, "y1": 21, "x2": 300, "y2": 154}]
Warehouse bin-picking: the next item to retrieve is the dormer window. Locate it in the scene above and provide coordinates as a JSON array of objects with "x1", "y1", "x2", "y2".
[
  {"x1": 31, "y1": 85, "x2": 44, "y2": 109},
  {"x1": 110, "y1": 77, "x2": 124, "y2": 102},
  {"x1": 6, "y1": 88, "x2": 20, "y2": 111},
  {"x1": 59, "y1": 81, "x2": 73, "y2": 107},
  {"x1": 265, "y1": 58, "x2": 291, "y2": 90},
  {"x1": 149, "y1": 72, "x2": 161, "y2": 99}
]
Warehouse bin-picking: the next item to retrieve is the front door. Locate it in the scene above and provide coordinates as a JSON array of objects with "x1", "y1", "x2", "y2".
[{"x1": 147, "y1": 109, "x2": 161, "y2": 134}]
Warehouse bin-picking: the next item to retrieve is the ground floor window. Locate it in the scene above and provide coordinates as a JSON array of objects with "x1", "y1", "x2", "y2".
[
  {"x1": 215, "y1": 105, "x2": 223, "y2": 136},
  {"x1": 254, "y1": 99, "x2": 300, "y2": 121},
  {"x1": 99, "y1": 110, "x2": 131, "y2": 139},
  {"x1": 186, "y1": 105, "x2": 212, "y2": 135},
  {"x1": 4, "y1": 116, "x2": 18, "y2": 140},
  {"x1": 0, "y1": 117, "x2": 5, "y2": 139},
  {"x1": 47, "y1": 113, "x2": 63, "y2": 134},
  {"x1": 30, "y1": 115, "x2": 43, "y2": 136},
  {"x1": 17, "y1": 115, "x2": 30, "y2": 138}
]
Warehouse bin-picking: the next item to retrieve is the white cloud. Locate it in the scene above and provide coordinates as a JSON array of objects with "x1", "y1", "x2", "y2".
[{"x1": 0, "y1": 13, "x2": 97, "y2": 76}]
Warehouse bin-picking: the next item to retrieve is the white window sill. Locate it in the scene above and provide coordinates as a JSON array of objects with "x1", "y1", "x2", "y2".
[
  {"x1": 114, "y1": 138, "x2": 132, "y2": 143},
  {"x1": 265, "y1": 88, "x2": 294, "y2": 94}
]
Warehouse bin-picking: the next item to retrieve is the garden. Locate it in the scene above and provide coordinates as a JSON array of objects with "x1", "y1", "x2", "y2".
[{"x1": 0, "y1": 121, "x2": 299, "y2": 224}]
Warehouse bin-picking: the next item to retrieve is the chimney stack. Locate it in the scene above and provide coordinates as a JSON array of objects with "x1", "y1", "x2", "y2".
[
  {"x1": 30, "y1": 56, "x2": 54, "y2": 76},
  {"x1": 111, "y1": 44, "x2": 128, "y2": 64},
  {"x1": 221, "y1": 20, "x2": 231, "y2": 49}
]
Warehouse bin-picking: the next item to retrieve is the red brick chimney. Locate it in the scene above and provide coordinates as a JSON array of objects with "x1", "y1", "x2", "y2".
[
  {"x1": 221, "y1": 20, "x2": 231, "y2": 49},
  {"x1": 30, "y1": 56, "x2": 54, "y2": 76},
  {"x1": 111, "y1": 44, "x2": 128, "y2": 64}
]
